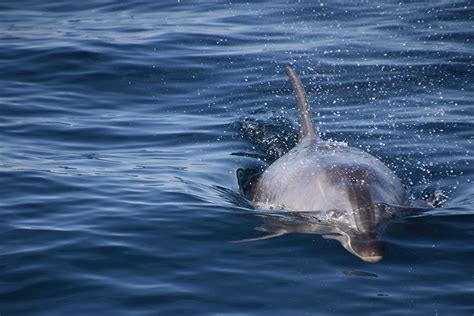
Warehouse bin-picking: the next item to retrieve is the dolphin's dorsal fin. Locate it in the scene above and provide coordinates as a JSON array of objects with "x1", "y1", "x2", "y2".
[{"x1": 286, "y1": 66, "x2": 318, "y2": 141}]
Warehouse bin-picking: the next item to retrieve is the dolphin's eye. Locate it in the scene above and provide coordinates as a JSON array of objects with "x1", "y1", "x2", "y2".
[{"x1": 350, "y1": 177, "x2": 357, "y2": 184}]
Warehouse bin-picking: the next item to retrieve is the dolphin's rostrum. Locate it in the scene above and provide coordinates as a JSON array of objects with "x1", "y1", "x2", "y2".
[{"x1": 247, "y1": 66, "x2": 408, "y2": 263}]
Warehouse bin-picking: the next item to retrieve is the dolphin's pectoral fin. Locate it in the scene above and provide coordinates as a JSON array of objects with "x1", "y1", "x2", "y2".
[
  {"x1": 322, "y1": 233, "x2": 343, "y2": 241},
  {"x1": 231, "y1": 229, "x2": 287, "y2": 243}
]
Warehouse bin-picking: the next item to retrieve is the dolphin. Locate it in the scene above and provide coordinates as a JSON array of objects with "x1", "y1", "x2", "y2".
[{"x1": 246, "y1": 67, "x2": 408, "y2": 263}]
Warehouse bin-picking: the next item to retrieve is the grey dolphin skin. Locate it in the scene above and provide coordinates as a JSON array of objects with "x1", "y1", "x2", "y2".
[{"x1": 249, "y1": 67, "x2": 408, "y2": 263}]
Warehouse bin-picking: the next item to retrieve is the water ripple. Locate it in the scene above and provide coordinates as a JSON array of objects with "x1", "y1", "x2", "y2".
[{"x1": 0, "y1": 0, "x2": 473, "y2": 315}]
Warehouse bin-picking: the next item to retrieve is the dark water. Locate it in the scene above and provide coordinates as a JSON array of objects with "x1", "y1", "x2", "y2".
[{"x1": 1, "y1": 0, "x2": 473, "y2": 315}]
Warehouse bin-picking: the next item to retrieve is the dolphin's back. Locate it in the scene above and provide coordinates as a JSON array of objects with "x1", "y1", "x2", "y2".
[{"x1": 251, "y1": 138, "x2": 406, "y2": 212}]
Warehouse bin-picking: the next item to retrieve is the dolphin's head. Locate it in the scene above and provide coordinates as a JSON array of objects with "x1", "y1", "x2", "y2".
[
  {"x1": 324, "y1": 231, "x2": 384, "y2": 263},
  {"x1": 345, "y1": 233, "x2": 384, "y2": 263},
  {"x1": 339, "y1": 203, "x2": 385, "y2": 263}
]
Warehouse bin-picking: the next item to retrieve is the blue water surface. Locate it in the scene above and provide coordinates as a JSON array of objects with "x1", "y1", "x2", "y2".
[{"x1": 1, "y1": 1, "x2": 473, "y2": 315}]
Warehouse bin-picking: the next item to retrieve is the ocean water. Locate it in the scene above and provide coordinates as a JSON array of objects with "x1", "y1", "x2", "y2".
[{"x1": 1, "y1": 0, "x2": 473, "y2": 315}]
